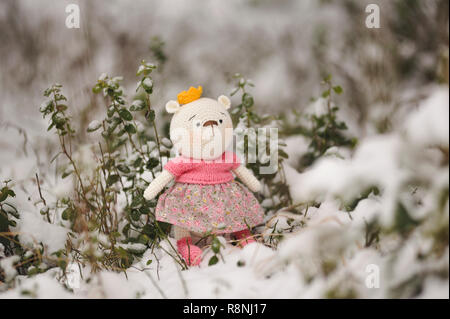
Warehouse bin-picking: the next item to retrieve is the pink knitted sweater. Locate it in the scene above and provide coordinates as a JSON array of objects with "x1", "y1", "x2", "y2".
[{"x1": 164, "y1": 151, "x2": 241, "y2": 184}]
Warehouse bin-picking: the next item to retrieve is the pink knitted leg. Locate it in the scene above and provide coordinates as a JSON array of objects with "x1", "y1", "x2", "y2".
[
  {"x1": 234, "y1": 229, "x2": 256, "y2": 247},
  {"x1": 177, "y1": 237, "x2": 202, "y2": 266}
]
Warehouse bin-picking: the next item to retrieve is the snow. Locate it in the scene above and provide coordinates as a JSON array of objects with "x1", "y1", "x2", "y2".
[
  {"x1": 87, "y1": 120, "x2": 102, "y2": 132},
  {"x1": 118, "y1": 243, "x2": 147, "y2": 254},
  {"x1": 285, "y1": 134, "x2": 404, "y2": 207},
  {"x1": 16, "y1": 211, "x2": 69, "y2": 254},
  {"x1": 0, "y1": 269, "x2": 75, "y2": 299},
  {"x1": 404, "y1": 87, "x2": 449, "y2": 147},
  {"x1": 284, "y1": 135, "x2": 310, "y2": 167},
  {"x1": 137, "y1": 65, "x2": 146, "y2": 75},
  {"x1": 0, "y1": 256, "x2": 20, "y2": 282},
  {"x1": 143, "y1": 78, "x2": 153, "y2": 88},
  {"x1": 98, "y1": 73, "x2": 108, "y2": 81},
  {"x1": 48, "y1": 177, "x2": 74, "y2": 200}
]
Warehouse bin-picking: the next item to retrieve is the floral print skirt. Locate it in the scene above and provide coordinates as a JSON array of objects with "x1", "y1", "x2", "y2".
[{"x1": 155, "y1": 181, "x2": 264, "y2": 234}]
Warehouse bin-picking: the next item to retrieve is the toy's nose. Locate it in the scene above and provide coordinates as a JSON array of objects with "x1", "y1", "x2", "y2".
[{"x1": 203, "y1": 120, "x2": 218, "y2": 127}]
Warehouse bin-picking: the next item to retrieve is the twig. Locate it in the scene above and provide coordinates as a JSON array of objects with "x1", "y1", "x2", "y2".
[
  {"x1": 146, "y1": 95, "x2": 163, "y2": 166},
  {"x1": 35, "y1": 173, "x2": 47, "y2": 207}
]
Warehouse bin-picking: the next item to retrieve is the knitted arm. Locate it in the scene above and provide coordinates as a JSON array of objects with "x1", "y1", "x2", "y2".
[
  {"x1": 143, "y1": 170, "x2": 174, "y2": 200},
  {"x1": 233, "y1": 165, "x2": 261, "y2": 192}
]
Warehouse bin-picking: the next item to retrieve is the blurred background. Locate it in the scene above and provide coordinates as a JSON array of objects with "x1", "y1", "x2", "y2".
[{"x1": 1, "y1": 0, "x2": 448, "y2": 135}]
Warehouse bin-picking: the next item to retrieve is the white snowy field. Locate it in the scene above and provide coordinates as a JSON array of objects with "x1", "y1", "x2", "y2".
[{"x1": 0, "y1": 0, "x2": 448, "y2": 299}]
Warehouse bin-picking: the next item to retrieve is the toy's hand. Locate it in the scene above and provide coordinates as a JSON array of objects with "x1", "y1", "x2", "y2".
[
  {"x1": 233, "y1": 165, "x2": 262, "y2": 193},
  {"x1": 143, "y1": 184, "x2": 159, "y2": 201},
  {"x1": 247, "y1": 179, "x2": 262, "y2": 193},
  {"x1": 143, "y1": 170, "x2": 174, "y2": 200}
]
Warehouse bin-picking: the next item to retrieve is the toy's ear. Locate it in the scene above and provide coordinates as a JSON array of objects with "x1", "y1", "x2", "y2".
[
  {"x1": 166, "y1": 100, "x2": 181, "y2": 113},
  {"x1": 218, "y1": 95, "x2": 231, "y2": 109}
]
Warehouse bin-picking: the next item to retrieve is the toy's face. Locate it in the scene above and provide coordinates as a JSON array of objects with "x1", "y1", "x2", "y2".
[{"x1": 168, "y1": 97, "x2": 233, "y2": 160}]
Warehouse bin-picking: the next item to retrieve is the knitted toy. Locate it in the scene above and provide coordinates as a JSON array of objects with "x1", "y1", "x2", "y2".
[{"x1": 144, "y1": 86, "x2": 264, "y2": 266}]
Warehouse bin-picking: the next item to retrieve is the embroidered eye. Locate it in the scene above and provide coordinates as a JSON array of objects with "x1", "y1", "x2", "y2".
[
  {"x1": 219, "y1": 119, "x2": 223, "y2": 124},
  {"x1": 196, "y1": 122, "x2": 201, "y2": 127}
]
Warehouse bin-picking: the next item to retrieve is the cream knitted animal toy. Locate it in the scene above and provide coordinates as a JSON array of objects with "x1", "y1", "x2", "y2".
[{"x1": 144, "y1": 86, "x2": 264, "y2": 266}]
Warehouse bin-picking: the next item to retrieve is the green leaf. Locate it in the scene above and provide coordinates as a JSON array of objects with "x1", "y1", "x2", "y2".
[
  {"x1": 208, "y1": 255, "x2": 219, "y2": 266},
  {"x1": 242, "y1": 93, "x2": 254, "y2": 108},
  {"x1": 142, "y1": 224, "x2": 156, "y2": 239},
  {"x1": 146, "y1": 109, "x2": 155, "y2": 123},
  {"x1": 0, "y1": 210, "x2": 9, "y2": 232},
  {"x1": 230, "y1": 87, "x2": 240, "y2": 97},
  {"x1": 111, "y1": 231, "x2": 121, "y2": 238},
  {"x1": 141, "y1": 78, "x2": 153, "y2": 94},
  {"x1": 146, "y1": 200, "x2": 157, "y2": 208},
  {"x1": 58, "y1": 259, "x2": 67, "y2": 270},
  {"x1": 104, "y1": 158, "x2": 115, "y2": 169},
  {"x1": 92, "y1": 84, "x2": 102, "y2": 94},
  {"x1": 56, "y1": 104, "x2": 68, "y2": 112},
  {"x1": 333, "y1": 86, "x2": 343, "y2": 94},
  {"x1": 118, "y1": 109, "x2": 133, "y2": 121},
  {"x1": 146, "y1": 259, "x2": 153, "y2": 265},
  {"x1": 136, "y1": 65, "x2": 145, "y2": 76},
  {"x1": 0, "y1": 187, "x2": 15, "y2": 202},
  {"x1": 106, "y1": 88, "x2": 115, "y2": 97},
  {"x1": 0, "y1": 192, "x2": 7, "y2": 202},
  {"x1": 130, "y1": 209, "x2": 141, "y2": 221},
  {"x1": 131, "y1": 196, "x2": 143, "y2": 208},
  {"x1": 211, "y1": 237, "x2": 221, "y2": 254},
  {"x1": 133, "y1": 157, "x2": 143, "y2": 168},
  {"x1": 122, "y1": 223, "x2": 131, "y2": 237},
  {"x1": 337, "y1": 122, "x2": 348, "y2": 130},
  {"x1": 87, "y1": 121, "x2": 102, "y2": 132},
  {"x1": 107, "y1": 106, "x2": 115, "y2": 117},
  {"x1": 278, "y1": 149, "x2": 289, "y2": 159},
  {"x1": 130, "y1": 100, "x2": 145, "y2": 111},
  {"x1": 27, "y1": 267, "x2": 40, "y2": 276},
  {"x1": 124, "y1": 124, "x2": 136, "y2": 134},
  {"x1": 61, "y1": 207, "x2": 73, "y2": 221},
  {"x1": 231, "y1": 107, "x2": 241, "y2": 115},
  {"x1": 117, "y1": 164, "x2": 131, "y2": 174},
  {"x1": 47, "y1": 122, "x2": 55, "y2": 131},
  {"x1": 117, "y1": 128, "x2": 126, "y2": 137},
  {"x1": 106, "y1": 174, "x2": 120, "y2": 186},
  {"x1": 322, "y1": 90, "x2": 330, "y2": 98},
  {"x1": 39, "y1": 100, "x2": 54, "y2": 114},
  {"x1": 146, "y1": 158, "x2": 159, "y2": 170},
  {"x1": 62, "y1": 170, "x2": 73, "y2": 179}
]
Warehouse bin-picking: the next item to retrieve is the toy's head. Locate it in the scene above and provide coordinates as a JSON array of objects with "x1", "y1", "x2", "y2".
[{"x1": 166, "y1": 86, "x2": 233, "y2": 160}]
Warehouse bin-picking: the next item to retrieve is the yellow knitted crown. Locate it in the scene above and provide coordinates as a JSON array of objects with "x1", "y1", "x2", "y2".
[{"x1": 177, "y1": 86, "x2": 203, "y2": 105}]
